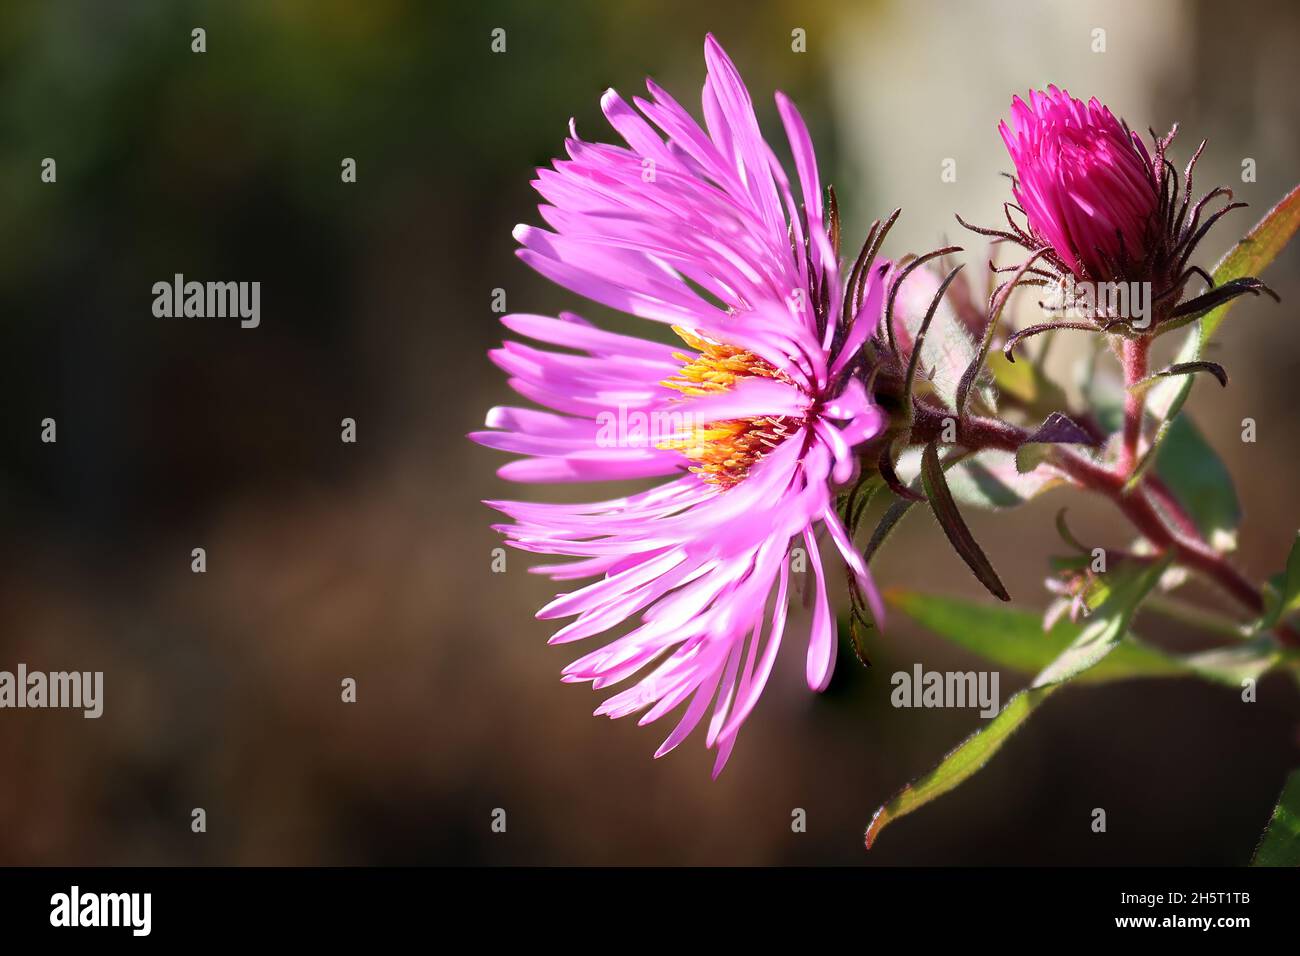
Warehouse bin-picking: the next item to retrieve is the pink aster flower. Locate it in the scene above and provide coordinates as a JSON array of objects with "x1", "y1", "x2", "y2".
[
  {"x1": 471, "y1": 36, "x2": 891, "y2": 775},
  {"x1": 998, "y1": 86, "x2": 1159, "y2": 280}
]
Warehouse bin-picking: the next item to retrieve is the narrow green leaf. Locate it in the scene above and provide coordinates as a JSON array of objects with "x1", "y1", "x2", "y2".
[
  {"x1": 1201, "y1": 184, "x2": 1300, "y2": 342},
  {"x1": 1128, "y1": 183, "x2": 1300, "y2": 490},
  {"x1": 921, "y1": 441, "x2": 1010, "y2": 601},
  {"x1": 885, "y1": 589, "x2": 1183, "y2": 683},
  {"x1": 865, "y1": 684, "x2": 1055, "y2": 849},
  {"x1": 889, "y1": 588, "x2": 1280, "y2": 688},
  {"x1": 1155, "y1": 277, "x2": 1280, "y2": 339},
  {"x1": 866, "y1": 558, "x2": 1170, "y2": 848},
  {"x1": 1251, "y1": 768, "x2": 1300, "y2": 867}
]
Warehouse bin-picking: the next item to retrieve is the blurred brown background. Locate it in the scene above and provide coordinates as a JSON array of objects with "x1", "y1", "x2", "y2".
[{"x1": 1, "y1": 0, "x2": 1297, "y2": 865}]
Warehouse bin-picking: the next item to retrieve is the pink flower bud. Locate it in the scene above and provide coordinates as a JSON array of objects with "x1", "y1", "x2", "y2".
[{"x1": 1000, "y1": 87, "x2": 1159, "y2": 279}]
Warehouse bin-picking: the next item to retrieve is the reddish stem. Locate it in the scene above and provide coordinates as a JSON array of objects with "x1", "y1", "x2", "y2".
[
  {"x1": 1118, "y1": 335, "x2": 1149, "y2": 477},
  {"x1": 909, "y1": 402, "x2": 1300, "y2": 648},
  {"x1": 1142, "y1": 474, "x2": 1203, "y2": 540}
]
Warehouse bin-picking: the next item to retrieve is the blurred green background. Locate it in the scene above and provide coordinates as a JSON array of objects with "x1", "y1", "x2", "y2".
[{"x1": 1, "y1": 0, "x2": 1298, "y2": 864}]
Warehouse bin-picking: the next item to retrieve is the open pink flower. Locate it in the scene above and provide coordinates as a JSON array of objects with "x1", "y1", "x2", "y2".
[
  {"x1": 1000, "y1": 86, "x2": 1159, "y2": 279},
  {"x1": 471, "y1": 36, "x2": 888, "y2": 775}
]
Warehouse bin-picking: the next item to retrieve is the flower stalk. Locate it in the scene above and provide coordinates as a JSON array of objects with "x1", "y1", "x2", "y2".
[{"x1": 1118, "y1": 334, "x2": 1150, "y2": 477}]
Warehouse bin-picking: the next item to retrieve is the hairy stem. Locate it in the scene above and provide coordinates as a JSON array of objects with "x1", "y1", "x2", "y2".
[{"x1": 1118, "y1": 335, "x2": 1150, "y2": 476}]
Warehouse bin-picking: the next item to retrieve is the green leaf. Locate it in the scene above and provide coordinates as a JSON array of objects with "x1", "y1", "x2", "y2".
[
  {"x1": 885, "y1": 589, "x2": 1182, "y2": 683},
  {"x1": 865, "y1": 684, "x2": 1056, "y2": 849},
  {"x1": 1129, "y1": 183, "x2": 1300, "y2": 490},
  {"x1": 1152, "y1": 414, "x2": 1241, "y2": 551},
  {"x1": 1259, "y1": 532, "x2": 1300, "y2": 631},
  {"x1": 865, "y1": 558, "x2": 1169, "y2": 848},
  {"x1": 888, "y1": 588, "x2": 1280, "y2": 688},
  {"x1": 1251, "y1": 768, "x2": 1300, "y2": 866},
  {"x1": 1200, "y1": 183, "x2": 1300, "y2": 342}
]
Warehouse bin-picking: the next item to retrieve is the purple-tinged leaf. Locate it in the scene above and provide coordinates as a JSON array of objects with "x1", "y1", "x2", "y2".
[
  {"x1": 1130, "y1": 361, "x2": 1228, "y2": 395},
  {"x1": 1023, "y1": 411, "x2": 1096, "y2": 446},
  {"x1": 920, "y1": 441, "x2": 1010, "y2": 602}
]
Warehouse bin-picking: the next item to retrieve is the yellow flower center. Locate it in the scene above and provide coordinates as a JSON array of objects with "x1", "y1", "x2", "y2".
[{"x1": 657, "y1": 327, "x2": 797, "y2": 489}]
